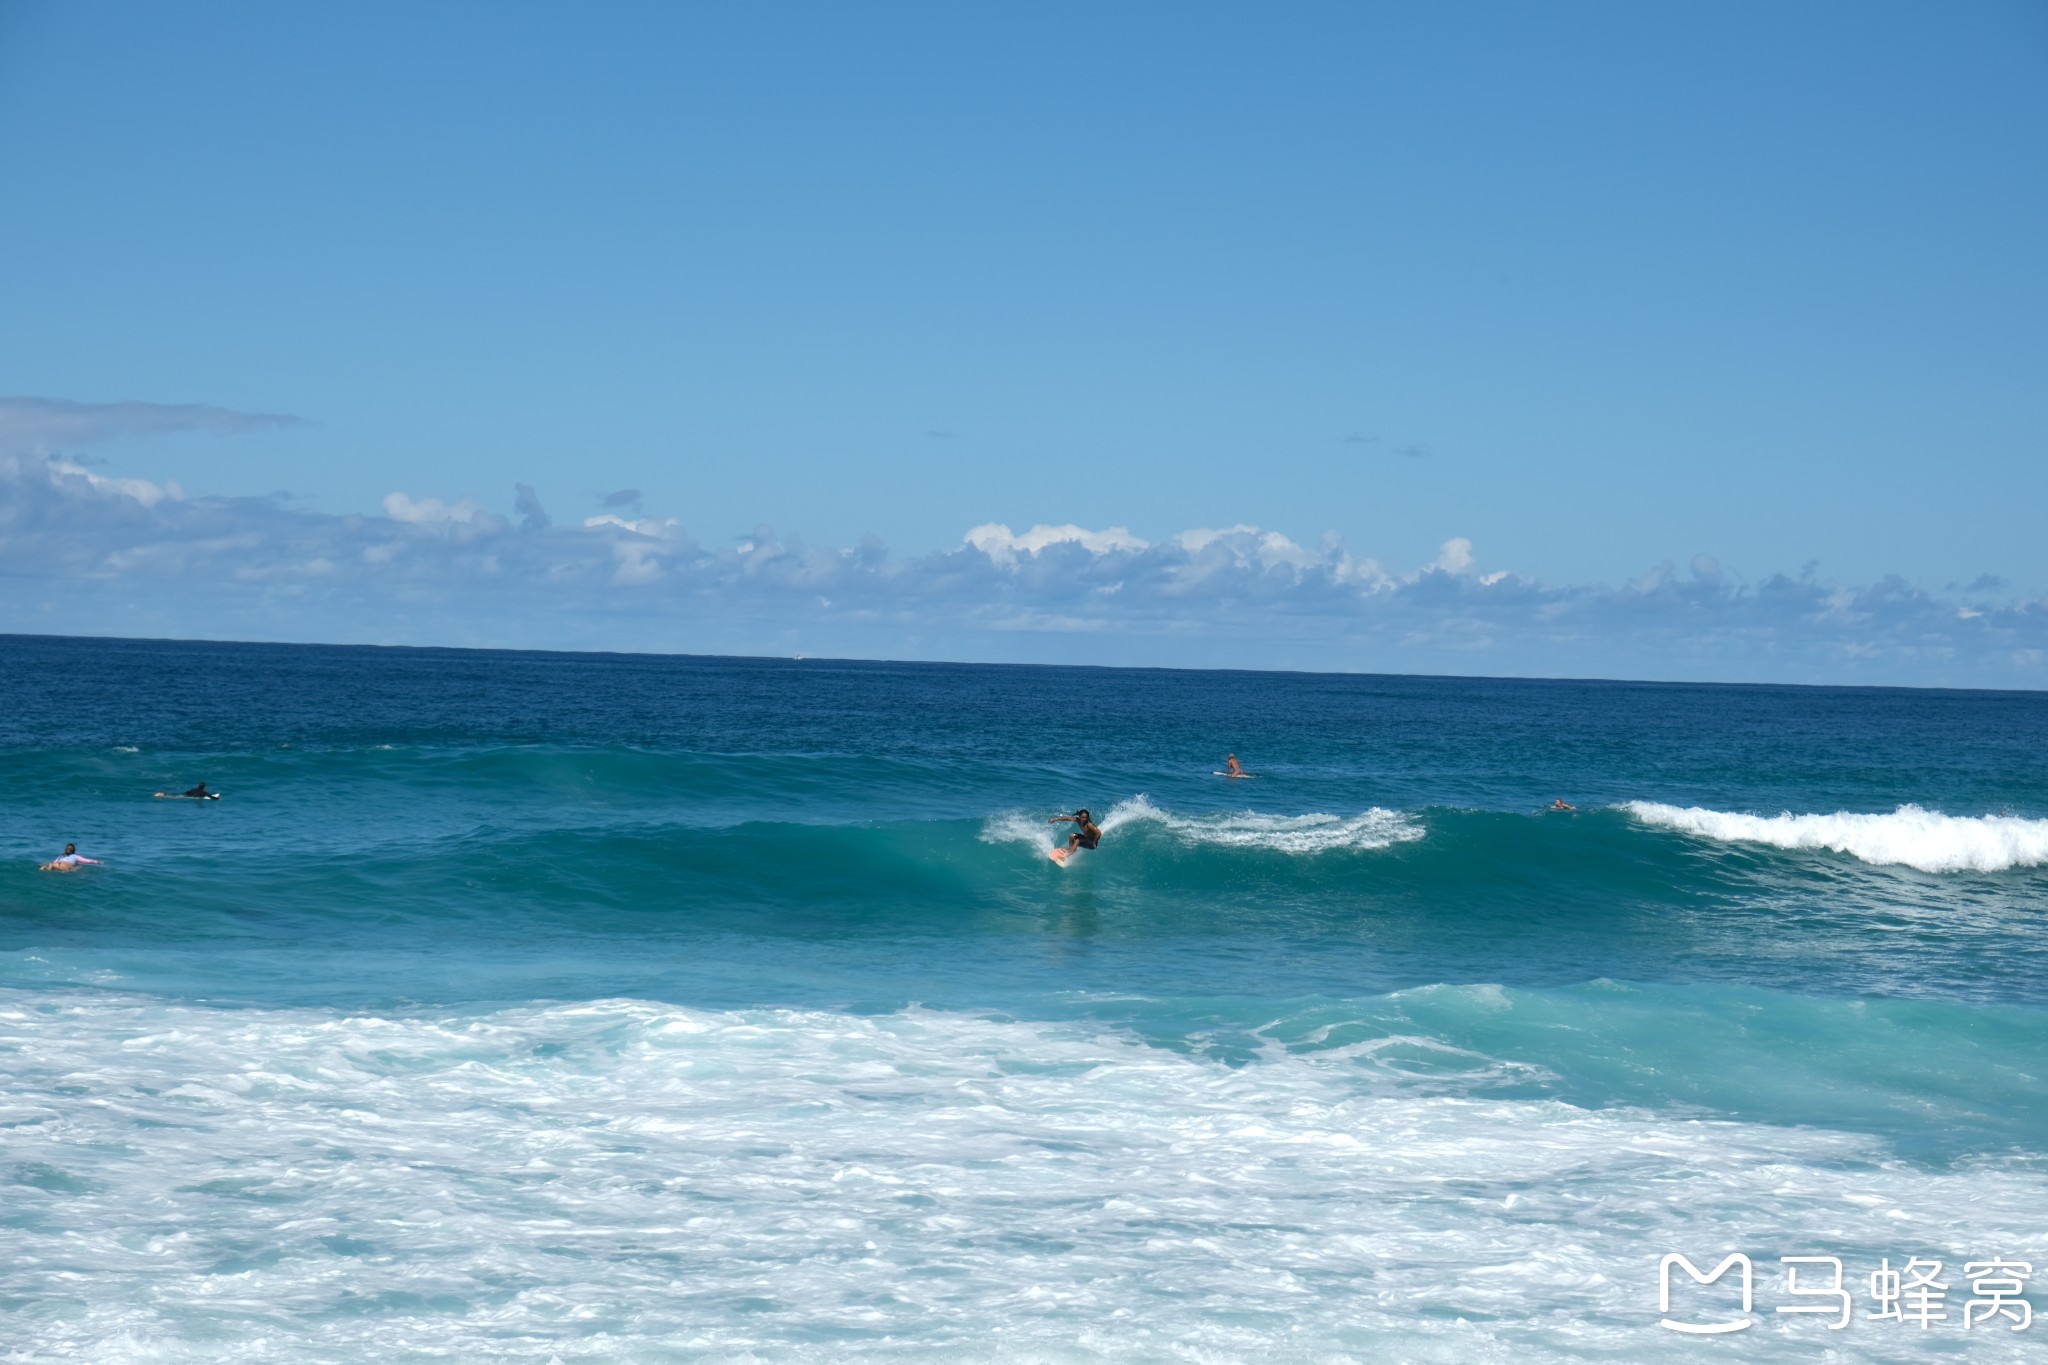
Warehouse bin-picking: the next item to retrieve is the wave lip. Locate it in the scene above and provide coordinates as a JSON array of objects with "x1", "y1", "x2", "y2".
[
  {"x1": 1625, "y1": 801, "x2": 2048, "y2": 873},
  {"x1": 983, "y1": 795, "x2": 1423, "y2": 855}
]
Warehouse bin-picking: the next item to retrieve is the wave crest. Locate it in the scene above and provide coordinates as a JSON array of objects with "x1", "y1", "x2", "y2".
[
  {"x1": 1624, "y1": 801, "x2": 2048, "y2": 873},
  {"x1": 983, "y1": 795, "x2": 1423, "y2": 855}
]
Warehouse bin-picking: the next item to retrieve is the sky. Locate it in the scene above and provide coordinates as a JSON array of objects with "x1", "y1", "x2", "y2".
[{"x1": 1, "y1": 1, "x2": 2044, "y2": 684}]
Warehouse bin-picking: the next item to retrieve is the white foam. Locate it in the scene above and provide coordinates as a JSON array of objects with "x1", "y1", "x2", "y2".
[
  {"x1": 1625, "y1": 801, "x2": 2048, "y2": 873},
  {"x1": 1104, "y1": 793, "x2": 1425, "y2": 853},
  {"x1": 4, "y1": 990, "x2": 2043, "y2": 1362},
  {"x1": 980, "y1": 809, "x2": 1067, "y2": 852},
  {"x1": 984, "y1": 796, "x2": 1423, "y2": 856}
]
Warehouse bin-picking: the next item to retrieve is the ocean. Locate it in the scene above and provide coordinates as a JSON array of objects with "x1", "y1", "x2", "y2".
[{"x1": 3, "y1": 633, "x2": 2045, "y2": 1362}]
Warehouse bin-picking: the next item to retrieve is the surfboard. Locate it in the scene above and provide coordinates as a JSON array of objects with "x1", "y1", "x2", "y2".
[
  {"x1": 155, "y1": 792, "x2": 222, "y2": 800},
  {"x1": 1048, "y1": 847, "x2": 1071, "y2": 865},
  {"x1": 1212, "y1": 772, "x2": 1257, "y2": 778}
]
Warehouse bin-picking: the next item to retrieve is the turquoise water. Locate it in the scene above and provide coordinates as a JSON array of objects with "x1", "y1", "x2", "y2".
[{"x1": 4, "y1": 635, "x2": 2045, "y2": 1360}]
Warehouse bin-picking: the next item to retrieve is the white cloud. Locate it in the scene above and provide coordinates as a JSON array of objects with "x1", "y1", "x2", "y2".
[
  {"x1": 45, "y1": 456, "x2": 182, "y2": 508},
  {"x1": 610, "y1": 541, "x2": 665, "y2": 586},
  {"x1": 1429, "y1": 537, "x2": 1476, "y2": 575},
  {"x1": 1174, "y1": 524, "x2": 1259, "y2": 553},
  {"x1": 582, "y1": 513, "x2": 679, "y2": 537},
  {"x1": 384, "y1": 492, "x2": 483, "y2": 525},
  {"x1": 1174, "y1": 525, "x2": 1320, "y2": 571},
  {"x1": 2, "y1": 454, "x2": 2043, "y2": 687},
  {"x1": 963, "y1": 522, "x2": 1150, "y2": 563}
]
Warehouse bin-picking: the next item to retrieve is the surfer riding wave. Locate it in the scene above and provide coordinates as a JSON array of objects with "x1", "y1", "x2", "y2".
[{"x1": 1048, "y1": 809, "x2": 1102, "y2": 863}]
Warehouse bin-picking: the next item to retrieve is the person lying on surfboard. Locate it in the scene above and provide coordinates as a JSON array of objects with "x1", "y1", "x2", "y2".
[
  {"x1": 40, "y1": 842, "x2": 103, "y2": 872},
  {"x1": 154, "y1": 782, "x2": 214, "y2": 799},
  {"x1": 1048, "y1": 809, "x2": 1101, "y2": 861},
  {"x1": 1550, "y1": 798, "x2": 1575, "y2": 811}
]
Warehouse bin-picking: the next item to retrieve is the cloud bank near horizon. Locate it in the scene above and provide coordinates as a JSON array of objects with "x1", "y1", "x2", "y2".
[
  {"x1": 1, "y1": 453, "x2": 2042, "y2": 687},
  {"x1": 0, "y1": 397, "x2": 302, "y2": 453}
]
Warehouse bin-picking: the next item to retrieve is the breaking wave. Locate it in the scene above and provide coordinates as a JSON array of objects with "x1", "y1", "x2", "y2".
[
  {"x1": 1624, "y1": 801, "x2": 2048, "y2": 873},
  {"x1": 982, "y1": 794, "x2": 1424, "y2": 856}
]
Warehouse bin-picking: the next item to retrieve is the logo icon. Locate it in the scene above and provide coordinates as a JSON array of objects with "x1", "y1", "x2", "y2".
[{"x1": 1660, "y1": 1253, "x2": 1754, "y2": 1334}]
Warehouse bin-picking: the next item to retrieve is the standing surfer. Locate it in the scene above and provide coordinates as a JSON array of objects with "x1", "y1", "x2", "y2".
[{"x1": 1048, "y1": 809, "x2": 1102, "y2": 862}]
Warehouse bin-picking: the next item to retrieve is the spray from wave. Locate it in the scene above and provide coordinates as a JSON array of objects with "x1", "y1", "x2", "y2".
[
  {"x1": 982, "y1": 794, "x2": 1423, "y2": 855},
  {"x1": 1624, "y1": 801, "x2": 2048, "y2": 873}
]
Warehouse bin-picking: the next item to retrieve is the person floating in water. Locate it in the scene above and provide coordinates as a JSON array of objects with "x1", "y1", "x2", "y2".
[
  {"x1": 1550, "y1": 798, "x2": 1575, "y2": 811},
  {"x1": 40, "y1": 843, "x2": 103, "y2": 872},
  {"x1": 1048, "y1": 808, "x2": 1102, "y2": 861},
  {"x1": 1224, "y1": 754, "x2": 1246, "y2": 778},
  {"x1": 154, "y1": 782, "x2": 212, "y2": 799}
]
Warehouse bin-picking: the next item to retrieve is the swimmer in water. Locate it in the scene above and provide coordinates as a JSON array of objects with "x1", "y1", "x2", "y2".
[
  {"x1": 1048, "y1": 808, "x2": 1102, "y2": 858},
  {"x1": 1224, "y1": 754, "x2": 1245, "y2": 778},
  {"x1": 1550, "y1": 798, "x2": 1575, "y2": 811},
  {"x1": 154, "y1": 782, "x2": 212, "y2": 799},
  {"x1": 40, "y1": 843, "x2": 103, "y2": 872}
]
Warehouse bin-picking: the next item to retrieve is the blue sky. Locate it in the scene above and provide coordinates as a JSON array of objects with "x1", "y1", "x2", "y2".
[{"x1": 1, "y1": 2, "x2": 2044, "y2": 683}]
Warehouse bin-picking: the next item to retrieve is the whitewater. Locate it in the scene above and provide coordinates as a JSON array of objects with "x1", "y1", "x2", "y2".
[
  {"x1": 982, "y1": 794, "x2": 1426, "y2": 856},
  {"x1": 1625, "y1": 801, "x2": 2048, "y2": 873},
  {"x1": 4, "y1": 636, "x2": 2046, "y2": 1360},
  {"x1": 7, "y1": 988, "x2": 2047, "y2": 1363}
]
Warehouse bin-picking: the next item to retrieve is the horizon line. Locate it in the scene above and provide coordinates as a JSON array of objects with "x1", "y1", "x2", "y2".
[{"x1": 5, "y1": 630, "x2": 2041, "y2": 699}]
